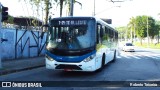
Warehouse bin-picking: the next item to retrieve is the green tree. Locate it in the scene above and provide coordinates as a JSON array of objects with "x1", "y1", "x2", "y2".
[
  {"x1": 20, "y1": 0, "x2": 53, "y2": 25},
  {"x1": 147, "y1": 16, "x2": 156, "y2": 43},
  {"x1": 134, "y1": 15, "x2": 157, "y2": 45},
  {"x1": 55, "y1": 0, "x2": 64, "y2": 17},
  {"x1": 116, "y1": 26, "x2": 127, "y2": 41},
  {"x1": 155, "y1": 21, "x2": 160, "y2": 43},
  {"x1": 55, "y1": 0, "x2": 82, "y2": 17},
  {"x1": 134, "y1": 15, "x2": 147, "y2": 45},
  {"x1": 66, "y1": 0, "x2": 82, "y2": 16},
  {"x1": 7, "y1": 15, "x2": 14, "y2": 24},
  {"x1": 2, "y1": 15, "x2": 14, "y2": 24},
  {"x1": 128, "y1": 17, "x2": 136, "y2": 42}
]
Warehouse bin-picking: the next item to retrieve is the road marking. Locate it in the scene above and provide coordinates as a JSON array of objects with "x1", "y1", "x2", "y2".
[
  {"x1": 121, "y1": 55, "x2": 131, "y2": 59},
  {"x1": 117, "y1": 56, "x2": 121, "y2": 58},
  {"x1": 119, "y1": 51, "x2": 160, "y2": 61},
  {"x1": 132, "y1": 56, "x2": 141, "y2": 59}
]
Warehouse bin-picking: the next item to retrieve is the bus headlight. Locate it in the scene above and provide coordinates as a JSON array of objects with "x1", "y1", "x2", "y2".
[
  {"x1": 46, "y1": 55, "x2": 54, "y2": 61},
  {"x1": 84, "y1": 54, "x2": 95, "y2": 62}
]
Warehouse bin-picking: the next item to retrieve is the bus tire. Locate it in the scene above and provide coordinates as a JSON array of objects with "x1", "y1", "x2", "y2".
[
  {"x1": 99, "y1": 53, "x2": 105, "y2": 70},
  {"x1": 112, "y1": 50, "x2": 116, "y2": 62},
  {"x1": 96, "y1": 53, "x2": 105, "y2": 72}
]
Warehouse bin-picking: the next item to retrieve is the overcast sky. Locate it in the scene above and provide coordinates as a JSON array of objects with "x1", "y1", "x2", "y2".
[{"x1": 1, "y1": 0, "x2": 160, "y2": 27}]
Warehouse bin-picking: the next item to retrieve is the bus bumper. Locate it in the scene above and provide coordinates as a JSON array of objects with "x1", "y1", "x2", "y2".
[{"x1": 45, "y1": 57, "x2": 97, "y2": 72}]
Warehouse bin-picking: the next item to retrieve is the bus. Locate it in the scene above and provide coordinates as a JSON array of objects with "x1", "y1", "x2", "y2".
[{"x1": 45, "y1": 17, "x2": 118, "y2": 72}]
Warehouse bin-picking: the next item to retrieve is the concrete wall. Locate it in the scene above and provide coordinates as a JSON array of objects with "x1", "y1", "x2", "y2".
[{"x1": 0, "y1": 28, "x2": 46, "y2": 60}]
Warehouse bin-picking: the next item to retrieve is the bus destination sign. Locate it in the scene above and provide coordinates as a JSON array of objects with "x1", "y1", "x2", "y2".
[{"x1": 57, "y1": 20, "x2": 87, "y2": 26}]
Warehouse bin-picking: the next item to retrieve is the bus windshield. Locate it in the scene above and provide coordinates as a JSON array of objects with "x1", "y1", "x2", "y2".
[{"x1": 46, "y1": 19, "x2": 96, "y2": 56}]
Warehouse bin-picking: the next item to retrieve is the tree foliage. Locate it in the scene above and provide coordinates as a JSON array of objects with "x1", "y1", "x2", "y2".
[
  {"x1": 116, "y1": 26, "x2": 127, "y2": 40},
  {"x1": 127, "y1": 17, "x2": 135, "y2": 41},
  {"x1": 55, "y1": 0, "x2": 82, "y2": 17},
  {"x1": 4, "y1": 15, "x2": 14, "y2": 24},
  {"x1": 127, "y1": 15, "x2": 159, "y2": 44},
  {"x1": 19, "y1": 0, "x2": 82, "y2": 24},
  {"x1": 134, "y1": 16, "x2": 147, "y2": 39},
  {"x1": 19, "y1": 0, "x2": 53, "y2": 25}
]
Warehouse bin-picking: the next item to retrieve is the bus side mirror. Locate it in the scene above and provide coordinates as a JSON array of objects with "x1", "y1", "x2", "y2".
[{"x1": 40, "y1": 24, "x2": 49, "y2": 39}]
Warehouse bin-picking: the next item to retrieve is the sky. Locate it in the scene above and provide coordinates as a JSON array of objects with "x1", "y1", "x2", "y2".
[{"x1": 1, "y1": 0, "x2": 160, "y2": 27}]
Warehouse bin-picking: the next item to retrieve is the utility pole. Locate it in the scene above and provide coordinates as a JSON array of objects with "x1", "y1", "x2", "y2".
[
  {"x1": 93, "y1": 0, "x2": 95, "y2": 16},
  {"x1": 131, "y1": 25, "x2": 133, "y2": 43},
  {"x1": 158, "y1": 14, "x2": 160, "y2": 44},
  {"x1": 69, "y1": 0, "x2": 74, "y2": 16},
  {"x1": 134, "y1": 23, "x2": 136, "y2": 43},
  {"x1": 147, "y1": 16, "x2": 149, "y2": 47},
  {"x1": 125, "y1": 27, "x2": 128, "y2": 42},
  {"x1": 158, "y1": 30, "x2": 160, "y2": 44}
]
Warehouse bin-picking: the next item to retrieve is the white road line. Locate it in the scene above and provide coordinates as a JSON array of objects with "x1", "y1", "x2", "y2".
[
  {"x1": 132, "y1": 56, "x2": 141, "y2": 59},
  {"x1": 119, "y1": 50, "x2": 160, "y2": 60},
  {"x1": 119, "y1": 53, "x2": 143, "y2": 60},
  {"x1": 117, "y1": 56, "x2": 122, "y2": 58},
  {"x1": 121, "y1": 55, "x2": 131, "y2": 59}
]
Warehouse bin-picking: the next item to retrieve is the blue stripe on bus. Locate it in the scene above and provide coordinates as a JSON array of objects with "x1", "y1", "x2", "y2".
[{"x1": 46, "y1": 50, "x2": 96, "y2": 62}]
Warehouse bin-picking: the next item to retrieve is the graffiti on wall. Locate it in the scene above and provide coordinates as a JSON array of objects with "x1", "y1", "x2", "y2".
[{"x1": 1, "y1": 28, "x2": 46, "y2": 60}]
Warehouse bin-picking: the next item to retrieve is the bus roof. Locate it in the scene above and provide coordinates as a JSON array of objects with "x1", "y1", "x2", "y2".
[
  {"x1": 51, "y1": 16, "x2": 96, "y2": 20},
  {"x1": 51, "y1": 16, "x2": 117, "y2": 32}
]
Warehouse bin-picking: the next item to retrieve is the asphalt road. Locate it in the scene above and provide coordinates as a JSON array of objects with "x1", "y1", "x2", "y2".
[{"x1": 1, "y1": 47, "x2": 160, "y2": 90}]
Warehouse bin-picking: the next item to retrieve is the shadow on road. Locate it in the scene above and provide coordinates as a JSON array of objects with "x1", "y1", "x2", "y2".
[
  {"x1": 47, "y1": 66, "x2": 111, "y2": 80},
  {"x1": 134, "y1": 50, "x2": 151, "y2": 52}
]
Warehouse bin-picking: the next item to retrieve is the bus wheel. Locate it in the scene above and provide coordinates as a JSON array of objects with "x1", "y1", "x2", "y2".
[
  {"x1": 96, "y1": 54, "x2": 105, "y2": 72},
  {"x1": 100, "y1": 54, "x2": 105, "y2": 70},
  {"x1": 112, "y1": 50, "x2": 116, "y2": 62}
]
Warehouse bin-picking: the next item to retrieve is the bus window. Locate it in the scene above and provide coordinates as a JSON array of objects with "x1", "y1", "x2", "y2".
[
  {"x1": 100, "y1": 25, "x2": 104, "y2": 38},
  {"x1": 105, "y1": 27, "x2": 108, "y2": 34},
  {"x1": 102, "y1": 27, "x2": 108, "y2": 41},
  {"x1": 49, "y1": 27, "x2": 54, "y2": 40},
  {"x1": 96, "y1": 25, "x2": 99, "y2": 44},
  {"x1": 97, "y1": 24, "x2": 103, "y2": 44},
  {"x1": 110, "y1": 30, "x2": 113, "y2": 38}
]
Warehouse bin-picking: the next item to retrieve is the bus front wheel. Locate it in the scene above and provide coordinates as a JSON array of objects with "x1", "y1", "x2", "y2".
[
  {"x1": 111, "y1": 50, "x2": 116, "y2": 62},
  {"x1": 99, "y1": 54, "x2": 106, "y2": 70}
]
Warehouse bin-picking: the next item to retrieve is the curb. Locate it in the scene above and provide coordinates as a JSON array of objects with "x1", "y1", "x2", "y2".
[{"x1": 0, "y1": 64, "x2": 45, "y2": 76}]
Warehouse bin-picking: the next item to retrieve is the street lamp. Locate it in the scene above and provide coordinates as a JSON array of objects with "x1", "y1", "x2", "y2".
[{"x1": 158, "y1": 13, "x2": 160, "y2": 44}]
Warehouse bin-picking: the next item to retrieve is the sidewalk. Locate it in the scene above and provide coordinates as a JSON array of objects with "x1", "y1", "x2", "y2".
[{"x1": 0, "y1": 56, "x2": 45, "y2": 76}]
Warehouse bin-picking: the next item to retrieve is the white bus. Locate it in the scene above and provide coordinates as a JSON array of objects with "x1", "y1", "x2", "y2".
[{"x1": 45, "y1": 17, "x2": 118, "y2": 72}]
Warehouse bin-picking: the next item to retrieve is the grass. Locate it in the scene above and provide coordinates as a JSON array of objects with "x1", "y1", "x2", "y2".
[{"x1": 134, "y1": 42, "x2": 160, "y2": 49}]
